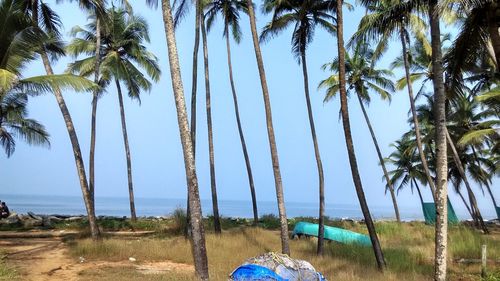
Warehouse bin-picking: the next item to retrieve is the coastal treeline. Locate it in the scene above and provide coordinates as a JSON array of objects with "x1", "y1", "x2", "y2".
[{"x1": 0, "y1": 0, "x2": 498, "y2": 280}]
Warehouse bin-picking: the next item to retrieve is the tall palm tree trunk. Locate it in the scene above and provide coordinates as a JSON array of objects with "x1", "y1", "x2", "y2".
[
  {"x1": 185, "y1": 0, "x2": 202, "y2": 238},
  {"x1": 299, "y1": 51, "x2": 325, "y2": 255},
  {"x1": 337, "y1": 0, "x2": 385, "y2": 270},
  {"x1": 445, "y1": 130, "x2": 488, "y2": 233},
  {"x1": 115, "y1": 80, "x2": 137, "y2": 222},
  {"x1": 486, "y1": 3, "x2": 500, "y2": 67},
  {"x1": 89, "y1": 17, "x2": 101, "y2": 201},
  {"x1": 31, "y1": 1, "x2": 99, "y2": 240},
  {"x1": 161, "y1": 0, "x2": 209, "y2": 278},
  {"x1": 399, "y1": 29, "x2": 436, "y2": 200},
  {"x1": 429, "y1": 1, "x2": 448, "y2": 279},
  {"x1": 224, "y1": 23, "x2": 258, "y2": 224},
  {"x1": 245, "y1": 0, "x2": 289, "y2": 255},
  {"x1": 40, "y1": 52, "x2": 100, "y2": 240},
  {"x1": 201, "y1": 19, "x2": 221, "y2": 234},
  {"x1": 357, "y1": 94, "x2": 401, "y2": 222}
]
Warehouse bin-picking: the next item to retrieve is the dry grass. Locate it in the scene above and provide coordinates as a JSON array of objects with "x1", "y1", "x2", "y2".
[
  {"x1": 70, "y1": 222, "x2": 500, "y2": 281},
  {"x1": 0, "y1": 258, "x2": 18, "y2": 280}
]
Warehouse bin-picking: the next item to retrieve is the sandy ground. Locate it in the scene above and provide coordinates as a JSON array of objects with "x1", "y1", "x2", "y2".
[{"x1": 1, "y1": 236, "x2": 194, "y2": 281}]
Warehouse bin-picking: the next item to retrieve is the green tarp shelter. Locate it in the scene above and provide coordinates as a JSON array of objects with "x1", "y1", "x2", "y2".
[{"x1": 422, "y1": 198, "x2": 459, "y2": 224}]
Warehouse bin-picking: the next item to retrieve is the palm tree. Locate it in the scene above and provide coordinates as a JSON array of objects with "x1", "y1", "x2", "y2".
[
  {"x1": 444, "y1": 0, "x2": 500, "y2": 73},
  {"x1": 159, "y1": 0, "x2": 209, "y2": 278},
  {"x1": 319, "y1": 44, "x2": 401, "y2": 222},
  {"x1": 260, "y1": 0, "x2": 336, "y2": 255},
  {"x1": 19, "y1": 0, "x2": 101, "y2": 239},
  {"x1": 412, "y1": 93, "x2": 489, "y2": 231},
  {"x1": 204, "y1": 0, "x2": 259, "y2": 225},
  {"x1": 385, "y1": 137, "x2": 428, "y2": 206},
  {"x1": 351, "y1": 0, "x2": 438, "y2": 199},
  {"x1": 0, "y1": 92, "x2": 49, "y2": 157},
  {"x1": 240, "y1": 0, "x2": 290, "y2": 255},
  {"x1": 66, "y1": 8, "x2": 161, "y2": 222},
  {"x1": 336, "y1": 0, "x2": 385, "y2": 270},
  {"x1": 428, "y1": 0, "x2": 449, "y2": 278},
  {"x1": 170, "y1": 0, "x2": 202, "y2": 160},
  {"x1": 170, "y1": 0, "x2": 202, "y2": 238},
  {"x1": 57, "y1": 0, "x2": 108, "y2": 211},
  {"x1": 200, "y1": 10, "x2": 221, "y2": 233}
]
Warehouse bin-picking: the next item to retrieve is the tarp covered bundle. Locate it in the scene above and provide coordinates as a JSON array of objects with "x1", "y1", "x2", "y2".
[
  {"x1": 292, "y1": 221, "x2": 372, "y2": 247},
  {"x1": 230, "y1": 252, "x2": 327, "y2": 281},
  {"x1": 422, "y1": 198, "x2": 459, "y2": 224}
]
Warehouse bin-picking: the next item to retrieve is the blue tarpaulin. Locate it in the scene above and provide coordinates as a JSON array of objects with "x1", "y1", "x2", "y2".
[
  {"x1": 231, "y1": 264, "x2": 286, "y2": 281},
  {"x1": 229, "y1": 252, "x2": 327, "y2": 281}
]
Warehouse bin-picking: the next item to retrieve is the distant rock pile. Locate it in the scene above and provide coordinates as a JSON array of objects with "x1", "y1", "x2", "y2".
[{"x1": 0, "y1": 212, "x2": 84, "y2": 229}]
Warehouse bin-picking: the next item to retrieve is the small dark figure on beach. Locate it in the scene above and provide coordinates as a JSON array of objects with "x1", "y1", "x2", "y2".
[{"x1": 1, "y1": 202, "x2": 10, "y2": 218}]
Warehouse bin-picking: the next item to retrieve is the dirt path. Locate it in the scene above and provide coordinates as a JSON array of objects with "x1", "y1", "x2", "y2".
[{"x1": 1, "y1": 237, "x2": 194, "y2": 281}]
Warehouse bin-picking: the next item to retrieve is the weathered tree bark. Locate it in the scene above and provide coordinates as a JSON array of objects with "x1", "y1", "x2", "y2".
[
  {"x1": 31, "y1": 0, "x2": 99, "y2": 240},
  {"x1": 445, "y1": 129, "x2": 488, "y2": 233},
  {"x1": 245, "y1": 0, "x2": 289, "y2": 255},
  {"x1": 224, "y1": 22, "x2": 259, "y2": 224},
  {"x1": 337, "y1": 0, "x2": 385, "y2": 270},
  {"x1": 429, "y1": 1, "x2": 448, "y2": 280},
  {"x1": 115, "y1": 80, "x2": 137, "y2": 222},
  {"x1": 201, "y1": 19, "x2": 221, "y2": 234},
  {"x1": 357, "y1": 94, "x2": 401, "y2": 223},
  {"x1": 400, "y1": 28, "x2": 437, "y2": 200},
  {"x1": 299, "y1": 51, "x2": 325, "y2": 255},
  {"x1": 161, "y1": 0, "x2": 209, "y2": 278}
]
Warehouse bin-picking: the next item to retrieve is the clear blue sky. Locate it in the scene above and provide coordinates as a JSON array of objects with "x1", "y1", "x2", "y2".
[{"x1": 0, "y1": 1, "x2": 498, "y2": 218}]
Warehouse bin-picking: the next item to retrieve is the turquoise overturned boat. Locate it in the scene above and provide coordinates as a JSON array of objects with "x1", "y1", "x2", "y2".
[{"x1": 292, "y1": 221, "x2": 372, "y2": 247}]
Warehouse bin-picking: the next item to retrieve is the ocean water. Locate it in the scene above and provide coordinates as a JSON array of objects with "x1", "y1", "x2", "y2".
[{"x1": 0, "y1": 194, "x2": 475, "y2": 221}]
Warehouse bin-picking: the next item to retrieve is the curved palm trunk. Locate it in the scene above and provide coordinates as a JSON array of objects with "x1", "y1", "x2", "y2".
[
  {"x1": 245, "y1": 0, "x2": 289, "y2": 255},
  {"x1": 456, "y1": 188, "x2": 474, "y2": 219},
  {"x1": 357, "y1": 94, "x2": 401, "y2": 222},
  {"x1": 429, "y1": 1, "x2": 448, "y2": 279},
  {"x1": 161, "y1": 0, "x2": 209, "y2": 278},
  {"x1": 399, "y1": 28, "x2": 437, "y2": 200},
  {"x1": 40, "y1": 53, "x2": 100, "y2": 240},
  {"x1": 224, "y1": 24, "x2": 258, "y2": 224},
  {"x1": 445, "y1": 130, "x2": 488, "y2": 233},
  {"x1": 201, "y1": 19, "x2": 221, "y2": 234},
  {"x1": 89, "y1": 17, "x2": 101, "y2": 201},
  {"x1": 337, "y1": 0, "x2": 385, "y2": 270},
  {"x1": 115, "y1": 80, "x2": 137, "y2": 222},
  {"x1": 31, "y1": 1, "x2": 99, "y2": 239},
  {"x1": 299, "y1": 52, "x2": 325, "y2": 255},
  {"x1": 412, "y1": 179, "x2": 425, "y2": 207}
]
